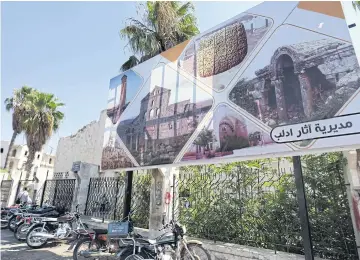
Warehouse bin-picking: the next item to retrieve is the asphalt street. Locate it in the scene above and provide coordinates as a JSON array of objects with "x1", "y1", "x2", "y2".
[{"x1": 0, "y1": 229, "x2": 73, "y2": 260}]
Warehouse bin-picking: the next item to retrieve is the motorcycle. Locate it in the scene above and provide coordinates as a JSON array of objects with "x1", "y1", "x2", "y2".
[
  {"x1": 6, "y1": 204, "x2": 42, "y2": 232},
  {"x1": 72, "y1": 214, "x2": 210, "y2": 260},
  {"x1": 26, "y1": 204, "x2": 88, "y2": 249},
  {"x1": 72, "y1": 212, "x2": 144, "y2": 260},
  {"x1": 122, "y1": 220, "x2": 211, "y2": 260},
  {"x1": 14, "y1": 207, "x2": 61, "y2": 241}
]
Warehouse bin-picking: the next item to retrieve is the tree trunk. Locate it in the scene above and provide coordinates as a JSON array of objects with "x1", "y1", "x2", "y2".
[
  {"x1": 4, "y1": 131, "x2": 17, "y2": 169},
  {"x1": 25, "y1": 146, "x2": 36, "y2": 179}
]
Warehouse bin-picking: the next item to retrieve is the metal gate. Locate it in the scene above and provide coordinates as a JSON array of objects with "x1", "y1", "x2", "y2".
[
  {"x1": 84, "y1": 171, "x2": 151, "y2": 228},
  {"x1": 1, "y1": 180, "x2": 13, "y2": 207},
  {"x1": 41, "y1": 179, "x2": 76, "y2": 212}
]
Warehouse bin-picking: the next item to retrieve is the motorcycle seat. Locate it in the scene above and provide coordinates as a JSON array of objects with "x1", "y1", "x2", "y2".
[
  {"x1": 58, "y1": 215, "x2": 74, "y2": 223},
  {"x1": 93, "y1": 228, "x2": 108, "y2": 234},
  {"x1": 42, "y1": 217, "x2": 58, "y2": 222}
]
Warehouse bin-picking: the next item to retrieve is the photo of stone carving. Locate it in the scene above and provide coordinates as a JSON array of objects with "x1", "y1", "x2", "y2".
[
  {"x1": 179, "y1": 14, "x2": 272, "y2": 91},
  {"x1": 116, "y1": 64, "x2": 213, "y2": 166},
  {"x1": 182, "y1": 104, "x2": 273, "y2": 161},
  {"x1": 106, "y1": 70, "x2": 143, "y2": 125},
  {"x1": 101, "y1": 130, "x2": 134, "y2": 170},
  {"x1": 229, "y1": 25, "x2": 360, "y2": 131}
]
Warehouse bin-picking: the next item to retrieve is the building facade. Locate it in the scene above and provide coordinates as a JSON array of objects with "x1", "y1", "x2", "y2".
[{"x1": 117, "y1": 86, "x2": 212, "y2": 165}]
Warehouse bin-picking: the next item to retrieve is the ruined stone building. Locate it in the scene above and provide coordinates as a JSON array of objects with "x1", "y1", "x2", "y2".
[
  {"x1": 117, "y1": 86, "x2": 212, "y2": 165},
  {"x1": 107, "y1": 75, "x2": 128, "y2": 124},
  {"x1": 181, "y1": 16, "x2": 271, "y2": 81},
  {"x1": 230, "y1": 39, "x2": 360, "y2": 127}
]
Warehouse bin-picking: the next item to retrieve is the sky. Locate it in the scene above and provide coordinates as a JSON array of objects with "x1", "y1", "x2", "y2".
[
  {"x1": 1, "y1": 1, "x2": 260, "y2": 154},
  {"x1": 1, "y1": 1, "x2": 359, "y2": 155}
]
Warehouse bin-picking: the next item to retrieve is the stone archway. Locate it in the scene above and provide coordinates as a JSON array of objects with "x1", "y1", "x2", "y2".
[{"x1": 276, "y1": 54, "x2": 305, "y2": 120}]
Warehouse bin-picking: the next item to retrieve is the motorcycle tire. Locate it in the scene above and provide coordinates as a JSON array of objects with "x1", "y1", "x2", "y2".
[
  {"x1": 72, "y1": 237, "x2": 92, "y2": 260},
  {"x1": 26, "y1": 225, "x2": 50, "y2": 249},
  {"x1": 181, "y1": 244, "x2": 211, "y2": 260},
  {"x1": 7, "y1": 215, "x2": 17, "y2": 232},
  {"x1": 1, "y1": 214, "x2": 8, "y2": 229},
  {"x1": 14, "y1": 223, "x2": 31, "y2": 241}
]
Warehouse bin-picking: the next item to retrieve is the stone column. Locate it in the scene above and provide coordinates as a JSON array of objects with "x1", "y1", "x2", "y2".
[
  {"x1": 343, "y1": 150, "x2": 360, "y2": 257},
  {"x1": 148, "y1": 167, "x2": 178, "y2": 239},
  {"x1": 297, "y1": 72, "x2": 313, "y2": 118},
  {"x1": 71, "y1": 162, "x2": 100, "y2": 213},
  {"x1": 273, "y1": 78, "x2": 287, "y2": 122}
]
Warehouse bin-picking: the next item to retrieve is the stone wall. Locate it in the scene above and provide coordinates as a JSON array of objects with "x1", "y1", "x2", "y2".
[{"x1": 54, "y1": 110, "x2": 107, "y2": 172}]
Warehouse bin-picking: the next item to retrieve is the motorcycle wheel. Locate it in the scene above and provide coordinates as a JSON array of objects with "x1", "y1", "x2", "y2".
[
  {"x1": 14, "y1": 223, "x2": 31, "y2": 241},
  {"x1": 72, "y1": 237, "x2": 93, "y2": 260},
  {"x1": 26, "y1": 225, "x2": 50, "y2": 249},
  {"x1": 7, "y1": 215, "x2": 17, "y2": 232},
  {"x1": 1, "y1": 214, "x2": 8, "y2": 229},
  {"x1": 181, "y1": 244, "x2": 211, "y2": 260}
]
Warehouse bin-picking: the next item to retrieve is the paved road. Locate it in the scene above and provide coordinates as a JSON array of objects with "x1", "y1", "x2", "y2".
[{"x1": 0, "y1": 229, "x2": 73, "y2": 260}]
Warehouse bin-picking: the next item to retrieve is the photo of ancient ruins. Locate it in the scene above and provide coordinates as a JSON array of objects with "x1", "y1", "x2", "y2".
[
  {"x1": 115, "y1": 64, "x2": 214, "y2": 166},
  {"x1": 182, "y1": 104, "x2": 273, "y2": 161},
  {"x1": 179, "y1": 14, "x2": 273, "y2": 91},
  {"x1": 101, "y1": 130, "x2": 134, "y2": 170},
  {"x1": 229, "y1": 27, "x2": 360, "y2": 129},
  {"x1": 106, "y1": 70, "x2": 143, "y2": 125}
]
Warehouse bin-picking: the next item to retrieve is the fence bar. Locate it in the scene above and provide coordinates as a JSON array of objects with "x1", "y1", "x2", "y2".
[
  {"x1": 123, "y1": 171, "x2": 133, "y2": 219},
  {"x1": 293, "y1": 155, "x2": 314, "y2": 260},
  {"x1": 84, "y1": 178, "x2": 92, "y2": 215},
  {"x1": 113, "y1": 178, "x2": 120, "y2": 220}
]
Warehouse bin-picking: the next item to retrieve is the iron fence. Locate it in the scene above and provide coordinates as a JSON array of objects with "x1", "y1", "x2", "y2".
[
  {"x1": 173, "y1": 153, "x2": 358, "y2": 259},
  {"x1": 41, "y1": 179, "x2": 76, "y2": 213},
  {"x1": 84, "y1": 171, "x2": 151, "y2": 228}
]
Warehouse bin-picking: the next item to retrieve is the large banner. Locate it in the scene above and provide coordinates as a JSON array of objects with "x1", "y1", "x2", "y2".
[{"x1": 101, "y1": 1, "x2": 360, "y2": 171}]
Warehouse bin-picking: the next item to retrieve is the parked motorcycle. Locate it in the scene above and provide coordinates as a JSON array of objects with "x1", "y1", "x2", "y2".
[
  {"x1": 123, "y1": 220, "x2": 211, "y2": 260},
  {"x1": 6, "y1": 204, "x2": 40, "y2": 231},
  {"x1": 72, "y1": 215, "x2": 210, "y2": 260},
  {"x1": 72, "y1": 213, "x2": 143, "y2": 260},
  {"x1": 26, "y1": 204, "x2": 88, "y2": 249},
  {"x1": 14, "y1": 207, "x2": 61, "y2": 241},
  {"x1": 8, "y1": 204, "x2": 56, "y2": 232}
]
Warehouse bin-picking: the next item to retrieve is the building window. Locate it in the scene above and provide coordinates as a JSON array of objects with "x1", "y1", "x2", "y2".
[
  {"x1": 156, "y1": 109, "x2": 160, "y2": 117},
  {"x1": 151, "y1": 100, "x2": 154, "y2": 106},
  {"x1": 149, "y1": 109, "x2": 154, "y2": 118},
  {"x1": 0, "y1": 148, "x2": 3, "y2": 153},
  {"x1": 24, "y1": 151, "x2": 28, "y2": 156},
  {"x1": 49, "y1": 158, "x2": 52, "y2": 164},
  {"x1": 37, "y1": 154, "x2": 40, "y2": 159},
  {"x1": 169, "y1": 124, "x2": 173, "y2": 129},
  {"x1": 11, "y1": 149, "x2": 17, "y2": 157}
]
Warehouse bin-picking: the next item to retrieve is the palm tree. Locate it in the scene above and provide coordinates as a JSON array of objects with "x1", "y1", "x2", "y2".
[
  {"x1": 20, "y1": 91, "x2": 65, "y2": 176},
  {"x1": 120, "y1": 1, "x2": 199, "y2": 71},
  {"x1": 3, "y1": 86, "x2": 34, "y2": 169},
  {"x1": 353, "y1": 1, "x2": 360, "y2": 11}
]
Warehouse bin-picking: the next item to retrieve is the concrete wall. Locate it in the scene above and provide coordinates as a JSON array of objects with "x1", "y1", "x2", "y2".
[{"x1": 54, "y1": 110, "x2": 107, "y2": 173}]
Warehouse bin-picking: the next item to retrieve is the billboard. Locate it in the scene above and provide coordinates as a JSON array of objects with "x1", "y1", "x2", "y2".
[{"x1": 101, "y1": 1, "x2": 360, "y2": 171}]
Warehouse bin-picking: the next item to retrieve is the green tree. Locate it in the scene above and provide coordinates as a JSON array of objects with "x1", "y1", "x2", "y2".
[
  {"x1": 20, "y1": 91, "x2": 65, "y2": 176},
  {"x1": 3, "y1": 86, "x2": 34, "y2": 169},
  {"x1": 120, "y1": 1, "x2": 199, "y2": 71},
  {"x1": 193, "y1": 129, "x2": 215, "y2": 154}
]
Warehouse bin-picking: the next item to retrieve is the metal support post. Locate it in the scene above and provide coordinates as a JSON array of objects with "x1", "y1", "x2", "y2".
[
  {"x1": 123, "y1": 170, "x2": 133, "y2": 219},
  {"x1": 293, "y1": 155, "x2": 314, "y2": 260}
]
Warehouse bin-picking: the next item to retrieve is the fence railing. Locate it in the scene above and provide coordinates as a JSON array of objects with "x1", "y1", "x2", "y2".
[
  {"x1": 84, "y1": 171, "x2": 151, "y2": 228},
  {"x1": 173, "y1": 153, "x2": 358, "y2": 260}
]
